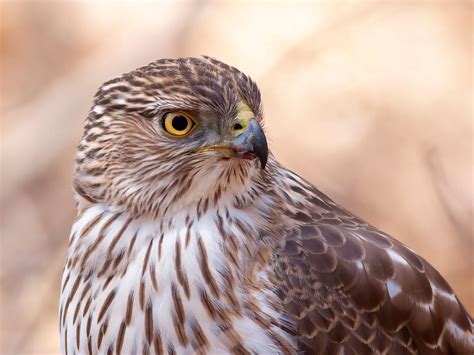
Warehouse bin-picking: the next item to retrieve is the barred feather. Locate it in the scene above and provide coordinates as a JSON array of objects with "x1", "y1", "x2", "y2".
[{"x1": 60, "y1": 57, "x2": 473, "y2": 354}]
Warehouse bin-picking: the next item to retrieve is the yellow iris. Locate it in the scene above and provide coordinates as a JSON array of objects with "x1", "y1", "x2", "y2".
[{"x1": 162, "y1": 111, "x2": 197, "y2": 137}]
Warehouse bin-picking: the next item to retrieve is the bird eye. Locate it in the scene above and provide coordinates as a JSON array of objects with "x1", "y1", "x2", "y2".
[{"x1": 161, "y1": 111, "x2": 197, "y2": 137}]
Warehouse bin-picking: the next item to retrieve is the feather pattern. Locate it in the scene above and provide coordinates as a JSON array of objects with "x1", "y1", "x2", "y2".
[
  {"x1": 271, "y1": 169, "x2": 474, "y2": 354},
  {"x1": 60, "y1": 57, "x2": 473, "y2": 355}
]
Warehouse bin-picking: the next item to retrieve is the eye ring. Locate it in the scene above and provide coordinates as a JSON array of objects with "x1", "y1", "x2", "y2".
[{"x1": 161, "y1": 111, "x2": 197, "y2": 137}]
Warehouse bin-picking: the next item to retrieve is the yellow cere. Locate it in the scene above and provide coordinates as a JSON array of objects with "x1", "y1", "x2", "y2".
[
  {"x1": 162, "y1": 111, "x2": 197, "y2": 137},
  {"x1": 232, "y1": 102, "x2": 254, "y2": 136}
]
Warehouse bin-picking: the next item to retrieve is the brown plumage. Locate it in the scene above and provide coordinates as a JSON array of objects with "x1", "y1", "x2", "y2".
[
  {"x1": 271, "y1": 183, "x2": 473, "y2": 354},
  {"x1": 60, "y1": 56, "x2": 473, "y2": 354}
]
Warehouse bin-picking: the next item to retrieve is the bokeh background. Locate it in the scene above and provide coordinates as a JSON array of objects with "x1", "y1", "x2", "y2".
[{"x1": 1, "y1": 1, "x2": 472, "y2": 353}]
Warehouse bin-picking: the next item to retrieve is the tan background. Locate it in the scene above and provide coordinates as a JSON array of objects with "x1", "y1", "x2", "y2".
[{"x1": 1, "y1": 1, "x2": 472, "y2": 353}]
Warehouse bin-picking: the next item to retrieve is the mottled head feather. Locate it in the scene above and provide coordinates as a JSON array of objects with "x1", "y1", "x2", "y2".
[
  {"x1": 63, "y1": 57, "x2": 473, "y2": 355},
  {"x1": 74, "y1": 57, "x2": 268, "y2": 218}
]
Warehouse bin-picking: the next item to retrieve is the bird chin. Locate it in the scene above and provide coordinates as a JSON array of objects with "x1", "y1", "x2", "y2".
[
  {"x1": 199, "y1": 148, "x2": 253, "y2": 164},
  {"x1": 238, "y1": 152, "x2": 256, "y2": 161},
  {"x1": 221, "y1": 154, "x2": 257, "y2": 167},
  {"x1": 199, "y1": 150, "x2": 259, "y2": 176}
]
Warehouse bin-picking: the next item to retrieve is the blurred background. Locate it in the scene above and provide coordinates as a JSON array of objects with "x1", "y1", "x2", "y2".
[{"x1": 0, "y1": 0, "x2": 472, "y2": 353}]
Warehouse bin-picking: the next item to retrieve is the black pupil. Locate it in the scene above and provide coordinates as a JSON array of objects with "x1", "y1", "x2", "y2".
[{"x1": 171, "y1": 115, "x2": 189, "y2": 131}]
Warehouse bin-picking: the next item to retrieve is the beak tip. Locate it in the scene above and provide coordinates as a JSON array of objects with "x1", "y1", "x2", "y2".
[
  {"x1": 249, "y1": 120, "x2": 268, "y2": 170},
  {"x1": 229, "y1": 119, "x2": 269, "y2": 170},
  {"x1": 258, "y1": 147, "x2": 268, "y2": 170}
]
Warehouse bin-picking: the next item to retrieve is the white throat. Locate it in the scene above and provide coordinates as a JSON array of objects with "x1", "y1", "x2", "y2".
[{"x1": 60, "y1": 190, "x2": 294, "y2": 354}]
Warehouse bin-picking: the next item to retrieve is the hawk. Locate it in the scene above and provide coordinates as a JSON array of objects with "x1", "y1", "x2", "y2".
[{"x1": 60, "y1": 57, "x2": 473, "y2": 354}]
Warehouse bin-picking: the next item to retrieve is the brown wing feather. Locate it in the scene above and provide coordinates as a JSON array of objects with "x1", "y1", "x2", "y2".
[{"x1": 272, "y1": 172, "x2": 473, "y2": 354}]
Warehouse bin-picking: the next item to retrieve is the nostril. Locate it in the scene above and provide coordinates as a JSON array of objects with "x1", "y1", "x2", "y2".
[{"x1": 233, "y1": 123, "x2": 243, "y2": 131}]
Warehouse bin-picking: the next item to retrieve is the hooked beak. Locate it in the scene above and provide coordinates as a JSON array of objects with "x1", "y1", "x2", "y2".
[
  {"x1": 229, "y1": 119, "x2": 268, "y2": 169},
  {"x1": 197, "y1": 119, "x2": 269, "y2": 169}
]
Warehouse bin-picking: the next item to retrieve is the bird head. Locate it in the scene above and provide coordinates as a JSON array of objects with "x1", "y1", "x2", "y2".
[{"x1": 74, "y1": 57, "x2": 270, "y2": 217}]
